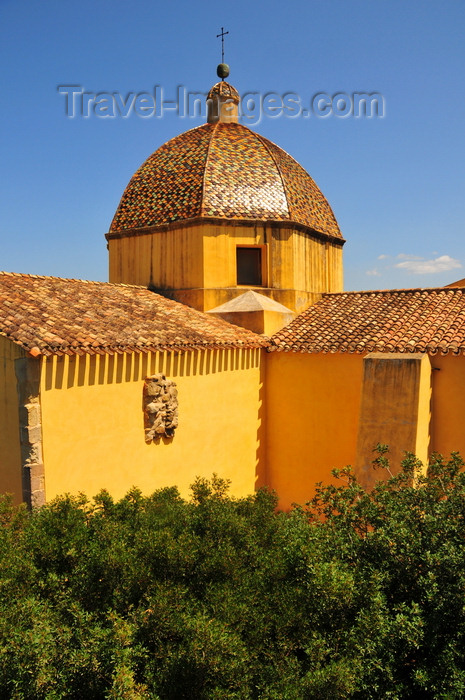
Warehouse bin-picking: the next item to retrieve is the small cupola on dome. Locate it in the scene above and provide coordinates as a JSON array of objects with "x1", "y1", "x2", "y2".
[{"x1": 207, "y1": 65, "x2": 240, "y2": 123}]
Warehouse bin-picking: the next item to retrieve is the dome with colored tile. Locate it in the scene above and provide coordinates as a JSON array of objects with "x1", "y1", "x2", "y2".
[{"x1": 109, "y1": 121, "x2": 342, "y2": 239}]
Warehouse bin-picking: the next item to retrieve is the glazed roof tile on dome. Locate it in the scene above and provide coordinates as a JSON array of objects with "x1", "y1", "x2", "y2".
[
  {"x1": 270, "y1": 288, "x2": 465, "y2": 356},
  {"x1": 0, "y1": 272, "x2": 267, "y2": 356},
  {"x1": 109, "y1": 122, "x2": 341, "y2": 239}
]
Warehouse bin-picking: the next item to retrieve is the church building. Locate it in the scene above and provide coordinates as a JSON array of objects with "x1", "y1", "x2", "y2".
[{"x1": 1, "y1": 67, "x2": 465, "y2": 509}]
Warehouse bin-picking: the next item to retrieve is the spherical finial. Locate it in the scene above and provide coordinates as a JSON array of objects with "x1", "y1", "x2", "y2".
[{"x1": 217, "y1": 63, "x2": 230, "y2": 80}]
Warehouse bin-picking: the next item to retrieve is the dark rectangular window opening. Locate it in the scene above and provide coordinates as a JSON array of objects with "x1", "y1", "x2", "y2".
[{"x1": 236, "y1": 247, "x2": 262, "y2": 286}]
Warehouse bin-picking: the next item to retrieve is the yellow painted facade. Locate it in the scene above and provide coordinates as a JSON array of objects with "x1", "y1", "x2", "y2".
[
  {"x1": 430, "y1": 354, "x2": 465, "y2": 457},
  {"x1": 263, "y1": 351, "x2": 465, "y2": 507},
  {"x1": 39, "y1": 348, "x2": 264, "y2": 502},
  {"x1": 264, "y1": 352, "x2": 364, "y2": 509},
  {"x1": 0, "y1": 336, "x2": 25, "y2": 499},
  {"x1": 2, "y1": 336, "x2": 465, "y2": 507},
  {"x1": 108, "y1": 221, "x2": 343, "y2": 315}
]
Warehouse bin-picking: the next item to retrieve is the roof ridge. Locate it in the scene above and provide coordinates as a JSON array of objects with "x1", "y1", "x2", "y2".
[
  {"x1": 0, "y1": 271, "x2": 153, "y2": 290},
  {"x1": 321, "y1": 286, "x2": 465, "y2": 297}
]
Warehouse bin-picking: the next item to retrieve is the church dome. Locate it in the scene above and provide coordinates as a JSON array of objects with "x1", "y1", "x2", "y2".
[{"x1": 109, "y1": 120, "x2": 341, "y2": 240}]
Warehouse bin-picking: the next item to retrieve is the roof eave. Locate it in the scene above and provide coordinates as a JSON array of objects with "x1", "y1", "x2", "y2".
[{"x1": 106, "y1": 216, "x2": 345, "y2": 245}]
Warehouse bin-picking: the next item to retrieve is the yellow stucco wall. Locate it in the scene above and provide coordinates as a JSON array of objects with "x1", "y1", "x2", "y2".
[
  {"x1": 430, "y1": 354, "x2": 465, "y2": 457},
  {"x1": 5, "y1": 339, "x2": 465, "y2": 508},
  {"x1": 201, "y1": 222, "x2": 342, "y2": 295},
  {"x1": 39, "y1": 348, "x2": 264, "y2": 502},
  {"x1": 415, "y1": 353, "x2": 432, "y2": 462},
  {"x1": 264, "y1": 352, "x2": 364, "y2": 508},
  {"x1": 108, "y1": 225, "x2": 204, "y2": 291},
  {"x1": 108, "y1": 222, "x2": 343, "y2": 314},
  {"x1": 0, "y1": 336, "x2": 25, "y2": 500},
  {"x1": 266, "y1": 350, "x2": 465, "y2": 504}
]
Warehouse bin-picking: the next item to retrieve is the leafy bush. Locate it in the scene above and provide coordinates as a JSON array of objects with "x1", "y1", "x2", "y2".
[{"x1": 1, "y1": 455, "x2": 465, "y2": 698}]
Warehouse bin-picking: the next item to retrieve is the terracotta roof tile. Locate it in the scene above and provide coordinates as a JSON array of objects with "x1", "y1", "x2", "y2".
[
  {"x1": 270, "y1": 288, "x2": 465, "y2": 356},
  {"x1": 0, "y1": 273, "x2": 267, "y2": 356},
  {"x1": 109, "y1": 122, "x2": 341, "y2": 240}
]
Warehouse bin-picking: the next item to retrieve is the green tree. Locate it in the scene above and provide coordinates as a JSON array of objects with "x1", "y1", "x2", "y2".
[{"x1": 1, "y1": 457, "x2": 465, "y2": 697}]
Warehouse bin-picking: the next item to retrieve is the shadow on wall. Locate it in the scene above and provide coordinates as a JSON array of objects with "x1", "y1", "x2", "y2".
[{"x1": 43, "y1": 347, "x2": 262, "y2": 390}]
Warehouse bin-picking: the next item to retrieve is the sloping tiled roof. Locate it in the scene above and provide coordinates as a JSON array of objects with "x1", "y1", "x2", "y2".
[
  {"x1": 270, "y1": 288, "x2": 465, "y2": 356},
  {"x1": 109, "y1": 122, "x2": 341, "y2": 240},
  {"x1": 0, "y1": 272, "x2": 267, "y2": 357}
]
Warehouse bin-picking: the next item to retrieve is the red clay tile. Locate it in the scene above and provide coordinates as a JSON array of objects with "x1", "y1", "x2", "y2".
[{"x1": 270, "y1": 288, "x2": 465, "y2": 355}]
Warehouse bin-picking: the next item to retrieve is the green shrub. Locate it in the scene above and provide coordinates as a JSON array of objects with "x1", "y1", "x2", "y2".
[{"x1": 1, "y1": 456, "x2": 465, "y2": 698}]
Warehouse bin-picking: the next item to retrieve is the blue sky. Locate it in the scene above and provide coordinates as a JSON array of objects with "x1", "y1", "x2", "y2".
[{"x1": 1, "y1": 0, "x2": 464, "y2": 291}]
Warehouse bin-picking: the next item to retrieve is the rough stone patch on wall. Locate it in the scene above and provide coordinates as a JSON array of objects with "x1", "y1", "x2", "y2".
[
  {"x1": 355, "y1": 352, "x2": 431, "y2": 489},
  {"x1": 15, "y1": 357, "x2": 45, "y2": 508},
  {"x1": 143, "y1": 374, "x2": 178, "y2": 442}
]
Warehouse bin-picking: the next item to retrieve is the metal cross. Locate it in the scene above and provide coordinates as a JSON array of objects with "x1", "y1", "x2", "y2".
[{"x1": 216, "y1": 27, "x2": 229, "y2": 63}]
